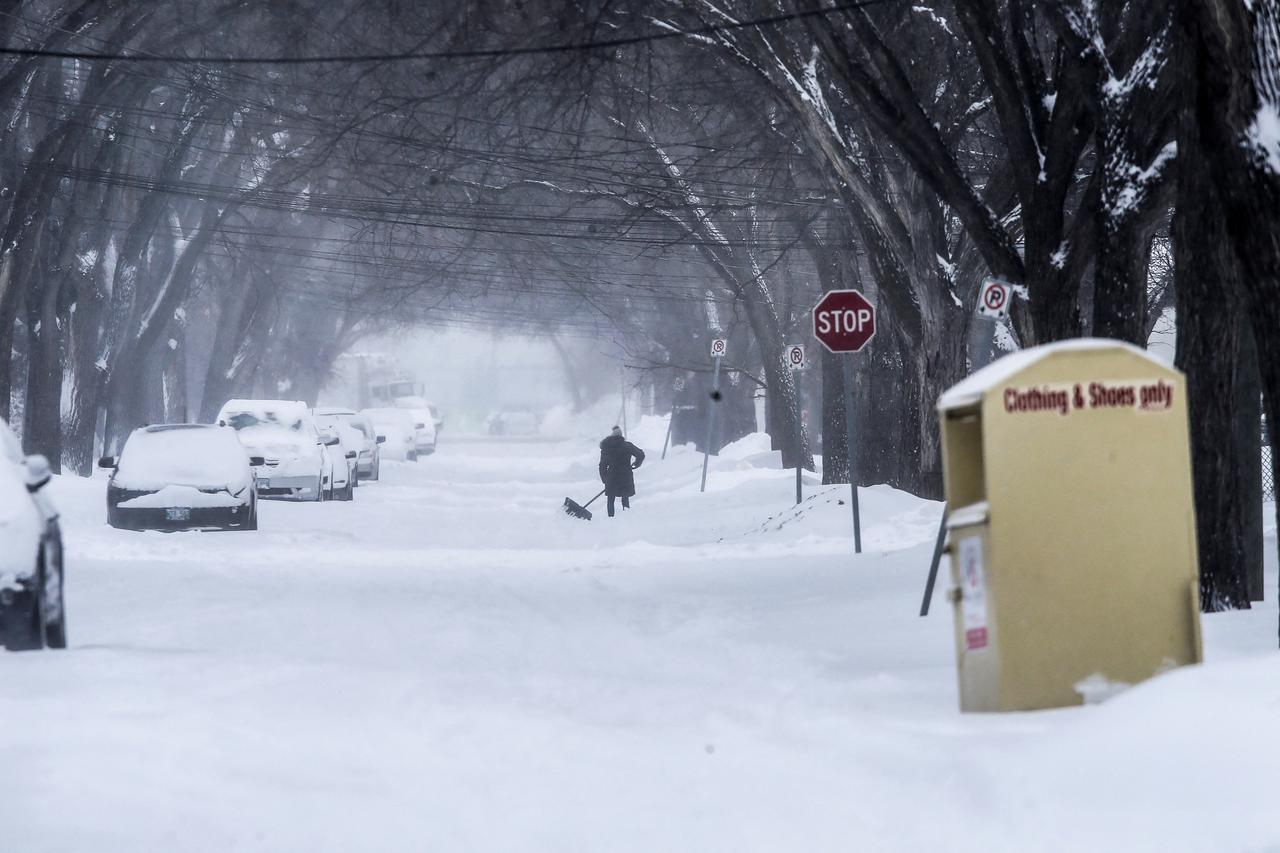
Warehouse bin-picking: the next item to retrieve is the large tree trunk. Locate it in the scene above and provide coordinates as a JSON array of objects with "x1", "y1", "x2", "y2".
[
  {"x1": 1181, "y1": 0, "x2": 1280, "y2": 637},
  {"x1": 1173, "y1": 1, "x2": 1257, "y2": 611},
  {"x1": 1236, "y1": 326, "x2": 1264, "y2": 602},
  {"x1": 22, "y1": 262, "x2": 66, "y2": 470},
  {"x1": 1173, "y1": 174, "x2": 1252, "y2": 610},
  {"x1": 0, "y1": 254, "x2": 16, "y2": 423}
]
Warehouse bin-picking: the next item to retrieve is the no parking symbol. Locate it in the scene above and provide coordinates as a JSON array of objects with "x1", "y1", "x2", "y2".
[{"x1": 978, "y1": 278, "x2": 1013, "y2": 319}]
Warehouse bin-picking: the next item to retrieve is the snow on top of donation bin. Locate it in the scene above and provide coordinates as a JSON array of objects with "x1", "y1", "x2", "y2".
[{"x1": 937, "y1": 337, "x2": 1167, "y2": 411}]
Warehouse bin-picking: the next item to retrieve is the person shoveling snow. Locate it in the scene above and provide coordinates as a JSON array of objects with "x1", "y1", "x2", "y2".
[{"x1": 598, "y1": 425, "x2": 644, "y2": 518}]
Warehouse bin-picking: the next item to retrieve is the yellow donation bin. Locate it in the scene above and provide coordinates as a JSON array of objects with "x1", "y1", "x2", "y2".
[{"x1": 936, "y1": 338, "x2": 1203, "y2": 712}]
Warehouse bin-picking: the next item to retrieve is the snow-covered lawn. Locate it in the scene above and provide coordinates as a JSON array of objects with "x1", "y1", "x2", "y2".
[{"x1": 1, "y1": 420, "x2": 1277, "y2": 851}]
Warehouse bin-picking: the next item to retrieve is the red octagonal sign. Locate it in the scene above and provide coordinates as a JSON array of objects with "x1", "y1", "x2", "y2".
[{"x1": 812, "y1": 289, "x2": 877, "y2": 353}]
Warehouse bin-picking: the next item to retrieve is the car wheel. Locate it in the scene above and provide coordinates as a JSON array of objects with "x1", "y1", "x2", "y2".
[
  {"x1": 3, "y1": 549, "x2": 46, "y2": 651},
  {"x1": 39, "y1": 532, "x2": 66, "y2": 649},
  {"x1": 2, "y1": 593, "x2": 43, "y2": 651}
]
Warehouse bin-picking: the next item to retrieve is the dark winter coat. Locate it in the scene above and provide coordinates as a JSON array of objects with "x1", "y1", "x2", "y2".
[{"x1": 599, "y1": 434, "x2": 645, "y2": 497}]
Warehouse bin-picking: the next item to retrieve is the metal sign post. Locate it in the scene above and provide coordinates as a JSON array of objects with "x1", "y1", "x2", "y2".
[
  {"x1": 661, "y1": 375, "x2": 685, "y2": 460},
  {"x1": 842, "y1": 356, "x2": 862, "y2": 552},
  {"x1": 812, "y1": 290, "x2": 877, "y2": 555},
  {"x1": 700, "y1": 339, "x2": 726, "y2": 493},
  {"x1": 786, "y1": 344, "x2": 807, "y2": 505},
  {"x1": 920, "y1": 276, "x2": 1008, "y2": 615}
]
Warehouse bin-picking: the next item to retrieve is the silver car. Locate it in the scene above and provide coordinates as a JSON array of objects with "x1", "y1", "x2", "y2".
[{"x1": 315, "y1": 408, "x2": 384, "y2": 481}]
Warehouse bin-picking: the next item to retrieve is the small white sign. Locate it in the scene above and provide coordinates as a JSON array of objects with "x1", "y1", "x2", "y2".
[
  {"x1": 710, "y1": 338, "x2": 727, "y2": 359},
  {"x1": 785, "y1": 344, "x2": 807, "y2": 371},
  {"x1": 958, "y1": 536, "x2": 988, "y2": 651},
  {"x1": 977, "y1": 277, "x2": 1012, "y2": 319}
]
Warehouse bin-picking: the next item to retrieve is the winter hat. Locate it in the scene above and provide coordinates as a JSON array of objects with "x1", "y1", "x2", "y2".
[{"x1": 611, "y1": 425, "x2": 622, "y2": 436}]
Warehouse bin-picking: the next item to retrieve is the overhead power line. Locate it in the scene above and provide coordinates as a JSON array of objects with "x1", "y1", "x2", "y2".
[{"x1": 0, "y1": 1, "x2": 892, "y2": 64}]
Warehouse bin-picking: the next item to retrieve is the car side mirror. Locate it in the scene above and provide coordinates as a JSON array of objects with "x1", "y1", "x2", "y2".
[
  {"x1": 345, "y1": 450, "x2": 357, "y2": 459},
  {"x1": 415, "y1": 422, "x2": 426, "y2": 430},
  {"x1": 24, "y1": 454, "x2": 52, "y2": 492},
  {"x1": 97, "y1": 455, "x2": 117, "y2": 469},
  {"x1": 248, "y1": 456, "x2": 266, "y2": 467},
  {"x1": 376, "y1": 435, "x2": 386, "y2": 444}
]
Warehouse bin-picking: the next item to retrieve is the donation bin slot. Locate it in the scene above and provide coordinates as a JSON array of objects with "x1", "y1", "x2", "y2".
[
  {"x1": 942, "y1": 406, "x2": 985, "y2": 508},
  {"x1": 936, "y1": 339, "x2": 1203, "y2": 713}
]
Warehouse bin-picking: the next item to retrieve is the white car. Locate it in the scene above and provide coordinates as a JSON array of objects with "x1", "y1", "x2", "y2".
[
  {"x1": 0, "y1": 417, "x2": 66, "y2": 650},
  {"x1": 406, "y1": 408, "x2": 437, "y2": 456},
  {"x1": 390, "y1": 394, "x2": 444, "y2": 437},
  {"x1": 216, "y1": 399, "x2": 348, "y2": 501},
  {"x1": 313, "y1": 411, "x2": 363, "y2": 496},
  {"x1": 316, "y1": 409, "x2": 383, "y2": 481},
  {"x1": 363, "y1": 408, "x2": 418, "y2": 462},
  {"x1": 102, "y1": 425, "x2": 260, "y2": 530}
]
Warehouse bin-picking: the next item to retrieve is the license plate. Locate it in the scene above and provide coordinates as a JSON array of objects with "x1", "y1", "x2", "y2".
[{"x1": 166, "y1": 507, "x2": 191, "y2": 521}]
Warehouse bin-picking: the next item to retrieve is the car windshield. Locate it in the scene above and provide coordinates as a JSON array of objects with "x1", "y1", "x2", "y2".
[
  {"x1": 224, "y1": 411, "x2": 305, "y2": 432},
  {"x1": 115, "y1": 427, "x2": 247, "y2": 489}
]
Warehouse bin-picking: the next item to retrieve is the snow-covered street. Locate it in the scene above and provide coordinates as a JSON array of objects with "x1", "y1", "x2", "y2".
[{"x1": 0, "y1": 425, "x2": 1276, "y2": 852}]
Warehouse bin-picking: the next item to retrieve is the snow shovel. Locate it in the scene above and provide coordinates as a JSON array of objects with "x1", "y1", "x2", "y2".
[{"x1": 563, "y1": 488, "x2": 606, "y2": 521}]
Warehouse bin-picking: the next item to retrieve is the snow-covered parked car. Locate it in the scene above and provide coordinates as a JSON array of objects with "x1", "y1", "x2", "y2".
[
  {"x1": 363, "y1": 407, "x2": 418, "y2": 462},
  {"x1": 316, "y1": 420, "x2": 359, "y2": 500},
  {"x1": 316, "y1": 408, "x2": 384, "y2": 481},
  {"x1": 389, "y1": 394, "x2": 443, "y2": 449},
  {"x1": 216, "y1": 399, "x2": 344, "y2": 501},
  {"x1": 406, "y1": 408, "x2": 437, "y2": 457},
  {"x1": 0, "y1": 417, "x2": 66, "y2": 651},
  {"x1": 101, "y1": 424, "x2": 261, "y2": 531}
]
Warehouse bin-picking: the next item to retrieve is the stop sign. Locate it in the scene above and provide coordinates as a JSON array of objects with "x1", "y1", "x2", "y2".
[{"x1": 812, "y1": 289, "x2": 877, "y2": 353}]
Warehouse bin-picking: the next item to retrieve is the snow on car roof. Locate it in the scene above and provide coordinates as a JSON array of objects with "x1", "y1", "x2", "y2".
[
  {"x1": 937, "y1": 338, "x2": 1169, "y2": 411},
  {"x1": 115, "y1": 424, "x2": 251, "y2": 491},
  {"x1": 218, "y1": 399, "x2": 309, "y2": 421},
  {"x1": 142, "y1": 423, "x2": 210, "y2": 433}
]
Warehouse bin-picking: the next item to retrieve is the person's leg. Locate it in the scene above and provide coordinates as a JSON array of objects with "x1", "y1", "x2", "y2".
[
  {"x1": 607, "y1": 495, "x2": 616, "y2": 517},
  {"x1": 621, "y1": 496, "x2": 630, "y2": 511}
]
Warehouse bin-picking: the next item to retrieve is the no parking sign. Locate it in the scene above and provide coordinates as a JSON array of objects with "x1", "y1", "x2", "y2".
[{"x1": 978, "y1": 277, "x2": 1013, "y2": 319}]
